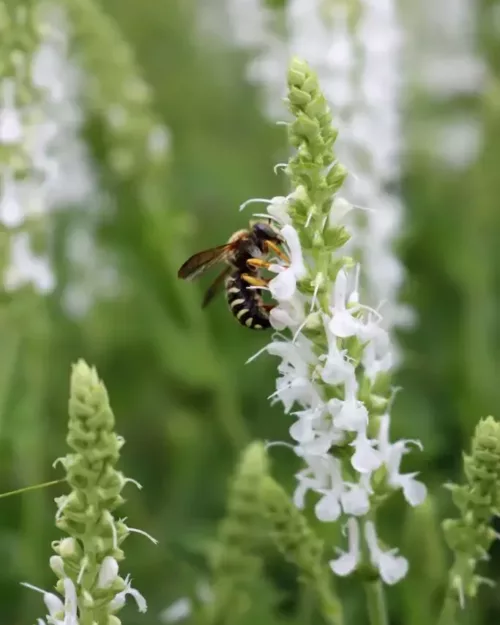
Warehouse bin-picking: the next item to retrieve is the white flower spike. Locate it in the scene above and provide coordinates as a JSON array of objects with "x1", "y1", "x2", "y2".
[{"x1": 241, "y1": 57, "x2": 426, "y2": 592}]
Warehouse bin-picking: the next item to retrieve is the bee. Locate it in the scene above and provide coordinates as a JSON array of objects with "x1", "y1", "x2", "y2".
[{"x1": 177, "y1": 221, "x2": 289, "y2": 330}]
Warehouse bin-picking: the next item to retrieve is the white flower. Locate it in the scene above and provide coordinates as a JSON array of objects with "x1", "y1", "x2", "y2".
[
  {"x1": 267, "y1": 337, "x2": 321, "y2": 413},
  {"x1": 109, "y1": 574, "x2": 147, "y2": 613},
  {"x1": 293, "y1": 454, "x2": 338, "y2": 511},
  {"x1": 329, "y1": 196, "x2": 355, "y2": 226},
  {"x1": 269, "y1": 294, "x2": 306, "y2": 330},
  {"x1": 327, "y1": 374, "x2": 368, "y2": 433},
  {"x1": 267, "y1": 195, "x2": 292, "y2": 225},
  {"x1": 4, "y1": 232, "x2": 55, "y2": 293},
  {"x1": 340, "y1": 475, "x2": 372, "y2": 516},
  {"x1": 0, "y1": 172, "x2": 24, "y2": 227},
  {"x1": 21, "y1": 577, "x2": 78, "y2": 625},
  {"x1": 351, "y1": 431, "x2": 382, "y2": 474},
  {"x1": 159, "y1": 580, "x2": 213, "y2": 623},
  {"x1": 159, "y1": 597, "x2": 192, "y2": 623},
  {"x1": 329, "y1": 517, "x2": 360, "y2": 576},
  {"x1": 377, "y1": 415, "x2": 427, "y2": 506},
  {"x1": 329, "y1": 269, "x2": 365, "y2": 338},
  {"x1": 319, "y1": 314, "x2": 354, "y2": 385},
  {"x1": 0, "y1": 79, "x2": 23, "y2": 145},
  {"x1": 364, "y1": 521, "x2": 409, "y2": 585},
  {"x1": 268, "y1": 224, "x2": 306, "y2": 301}
]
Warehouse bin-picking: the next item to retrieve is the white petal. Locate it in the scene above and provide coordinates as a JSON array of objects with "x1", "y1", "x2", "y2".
[
  {"x1": 269, "y1": 269, "x2": 296, "y2": 300},
  {"x1": 293, "y1": 476, "x2": 315, "y2": 509},
  {"x1": 364, "y1": 522, "x2": 409, "y2": 585},
  {"x1": 0, "y1": 103, "x2": 23, "y2": 144},
  {"x1": 289, "y1": 418, "x2": 314, "y2": 443},
  {"x1": 332, "y1": 269, "x2": 348, "y2": 310},
  {"x1": 378, "y1": 552, "x2": 409, "y2": 585},
  {"x1": 329, "y1": 517, "x2": 360, "y2": 575},
  {"x1": 329, "y1": 312, "x2": 361, "y2": 338},
  {"x1": 340, "y1": 485, "x2": 370, "y2": 516},
  {"x1": 351, "y1": 434, "x2": 382, "y2": 473},
  {"x1": 400, "y1": 474, "x2": 427, "y2": 506},
  {"x1": 331, "y1": 400, "x2": 368, "y2": 433},
  {"x1": 159, "y1": 598, "x2": 192, "y2": 623},
  {"x1": 315, "y1": 492, "x2": 341, "y2": 522},
  {"x1": 267, "y1": 197, "x2": 291, "y2": 225},
  {"x1": 300, "y1": 434, "x2": 334, "y2": 456},
  {"x1": 270, "y1": 305, "x2": 297, "y2": 329},
  {"x1": 329, "y1": 551, "x2": 358, "y2": 576},
  {"x1": 0, "y1": 177, "x2": 24, "y2": 227},
  {"x1": 63, "y1": 577, "x2": 78, "y2": 624},
  {"x1": 281, "y1": 224, "x2": 306, "y2": 279},
  {"x1": 44, "y1": 592, "x2": 64, "y2": 616}
]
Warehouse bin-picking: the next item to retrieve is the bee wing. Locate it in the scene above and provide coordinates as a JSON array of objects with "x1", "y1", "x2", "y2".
[
  {"x1": 177, "y1": 244, "x2": 231, "y2": 281},
  {"x1": 202, "y1": 266, "x2": 232, "y2": 308}
]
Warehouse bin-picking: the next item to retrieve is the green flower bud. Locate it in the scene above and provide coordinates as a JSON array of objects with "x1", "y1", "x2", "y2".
[
  {"x1": 439, "y1": 417, "x2": 500, "y2": 622},
  {"x1": 260, "y1": 476, "x2": 343, "y2": 625},
  {"x1": 23, "y1": 361, "x2": 153, "y2": 625}
]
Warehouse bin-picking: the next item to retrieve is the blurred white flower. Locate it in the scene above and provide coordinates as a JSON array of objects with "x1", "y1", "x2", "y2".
[{"x1": 159, "y1": 581, "x2": 213, "y2": 623}]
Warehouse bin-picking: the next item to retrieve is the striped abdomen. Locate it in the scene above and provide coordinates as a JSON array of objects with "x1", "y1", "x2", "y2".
[{"x1": 225, "y1": 272, "x2": 271, "y2": 330}]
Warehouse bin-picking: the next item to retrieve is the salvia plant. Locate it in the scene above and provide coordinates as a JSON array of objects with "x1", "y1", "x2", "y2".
[
  {"x1": 22, "y1": 360, "x2": 157, "y2": 624},
  {"x1": 187, "y1": 57, "x2": 499, "y2": 625}
]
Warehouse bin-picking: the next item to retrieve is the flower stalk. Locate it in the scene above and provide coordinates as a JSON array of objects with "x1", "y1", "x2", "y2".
[
  {"x1": 363, "y1": 578, "x2": 389, "y2": 625},
  {"x1": 204, "y1": 442, "x2": 269, "y2": 625},
  {"x1": 22, "y1": 360, "x2": 155, "y2": 625},
  {"x1": 244, "y1": 56, "x2": 426, "y2": 604},
  {"x1": 438, "y1": 416, "x2": 500, "y2": 625},
  {"x1": 261, "y1": 474, "x2": 344, "y2": 625}
]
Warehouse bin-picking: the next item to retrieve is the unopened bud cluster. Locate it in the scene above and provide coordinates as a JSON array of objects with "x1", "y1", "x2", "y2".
[{"x1": 442, "y1": 416, "x2": 500, "y2": 606}]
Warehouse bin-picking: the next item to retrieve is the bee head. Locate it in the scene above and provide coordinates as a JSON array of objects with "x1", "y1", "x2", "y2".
[{"x1": 250, "y1": 220, "x2": 283, "y2": 248}]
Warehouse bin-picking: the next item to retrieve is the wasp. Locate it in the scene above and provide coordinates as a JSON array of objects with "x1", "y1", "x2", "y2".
[{"x1": 177, "y1": 221, "x2": 289, "y2": 329}]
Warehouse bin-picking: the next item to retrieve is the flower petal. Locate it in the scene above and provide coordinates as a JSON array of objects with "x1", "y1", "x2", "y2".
[
  {"x1": 315, "y1": 492, "x2": 341, "y2": 522},
  {"x1": 329, "y1": 552, "x2": 358, "y2": 576},
  {"x1": 269, "y1": 269, "x2": 296, "y2": 300},
  {"x1": 378, "y1": 552, "x2": 409, "y2": 585},
  {"x1": 400, "y1": 474, "x2": 427, "y2": 506},
  {"x1": 340, "y1": 485, "x2": 370, "y2": 516}
]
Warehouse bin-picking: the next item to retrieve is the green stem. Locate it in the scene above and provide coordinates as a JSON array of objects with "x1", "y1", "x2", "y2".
[
  {"x1": 364, "y1": 580, "x2": 389, "y2": 625},
  {"x1": 436, "y1": 591, "x2": 458, "y2": 625},
  {"x1": 0, "y1": 479, "x2": 65, "y2": 499}
]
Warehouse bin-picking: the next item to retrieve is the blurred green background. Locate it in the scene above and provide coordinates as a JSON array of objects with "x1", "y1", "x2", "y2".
[{"x1": 1, "y1": 0, "x2": 500, "y2": 623}]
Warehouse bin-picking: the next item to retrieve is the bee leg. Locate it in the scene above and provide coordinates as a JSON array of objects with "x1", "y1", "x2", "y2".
[
  {"x1": 264, "y1": 240, "x2": 290, "y2": 264},
  {"x1": 241, "y1": 273, "x2": 269, "y2": 287},
  {"x1": 247, "y1": 258, "x2": 273, "y2": 270}
]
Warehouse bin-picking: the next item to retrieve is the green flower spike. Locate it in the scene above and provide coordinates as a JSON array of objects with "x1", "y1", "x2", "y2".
[
  {"x1": 438, "y1": 416, "x2": 500, "y2": 625},
  {"x1": 22, "y1": 360, "x2": 156, "y2": 625},
  {"x1": 261, "y1": 476, "x2": 344, "y2": 625},
  {"x1": 205, "y1": 442, "x2": 269, "y2": 625}
]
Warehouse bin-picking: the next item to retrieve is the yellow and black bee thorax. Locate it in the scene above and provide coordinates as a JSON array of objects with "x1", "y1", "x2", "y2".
[{"x1": 225, "y1": 272, "x2": 271, "y2": 330}]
